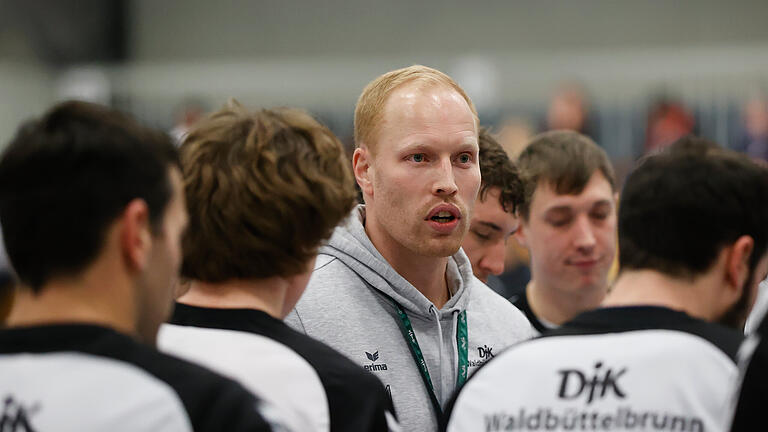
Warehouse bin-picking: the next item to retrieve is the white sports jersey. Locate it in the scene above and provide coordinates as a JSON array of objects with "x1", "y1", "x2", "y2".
[
  {"x1": 0, "y1": 324, "x2": 273, "y2": 432},
  {"x1": 445, "y1": 306, "x2": 743, "y2": 432},
  {"x1": 159, "y1": 303, "x2": 397, "y2": 432}
]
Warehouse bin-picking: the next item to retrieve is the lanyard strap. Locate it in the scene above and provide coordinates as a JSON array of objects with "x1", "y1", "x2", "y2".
[{"x1": 382, "y1": 293, "x2": 468, "y2": 416}]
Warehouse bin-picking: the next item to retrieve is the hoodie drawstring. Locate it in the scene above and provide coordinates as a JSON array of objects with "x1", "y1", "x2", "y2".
[{"x1": 429, "y1": 305, "x2": 444, "y2": 403}]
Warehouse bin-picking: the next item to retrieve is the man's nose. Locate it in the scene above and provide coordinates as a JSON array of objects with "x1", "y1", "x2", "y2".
[
  {"x1": 432, "y1": 158, "x2": 458, "y2": 197},
  {"x1": 573, "y1": 216, "x2": 596, "y2": 253},
  {"x1": 479, "y1": 241, "x2": 506, "y2": 276}
]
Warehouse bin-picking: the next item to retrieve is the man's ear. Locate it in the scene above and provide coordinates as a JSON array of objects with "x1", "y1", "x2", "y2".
[
  {"x1": 514, "y1": 220, "x2": 529, "y2": 248},
  {"x1": 725, "y1": 235, "x2": 754, "y2": 296},
  {"x1": 353, "y1": 145, "x2": 374, "y2": 197},
  {"x1": 120, "y1": 199, "x2": 153, "y2": 272}
]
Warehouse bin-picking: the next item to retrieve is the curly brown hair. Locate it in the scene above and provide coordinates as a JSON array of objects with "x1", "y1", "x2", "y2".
[
  {"x1": 180, "y1": 100, "x2": 357, "y2": 281},
  {"x1": 478, "y1": 127, "x2": 523, "y2": 214}
]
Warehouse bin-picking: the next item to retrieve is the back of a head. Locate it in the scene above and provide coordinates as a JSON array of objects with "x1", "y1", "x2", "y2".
[
  {"x1": 516, "y1": 130, "x2": 616, "y2": 220},
  {"x1": 478, "y1": 127, "x2": 523, "y2": 214},
  {"x1": 354, "y1": 64, "x2": 478, "y2": 153},
  {"x1": 0, "y1": 101, "x2": 178, "y2": 291},
  {"x1": 619, "y1": 135, "x2": 768, "y2": 279},
  {"x1": 180, "y1": 100, "x2": 357, "y2": 282}
]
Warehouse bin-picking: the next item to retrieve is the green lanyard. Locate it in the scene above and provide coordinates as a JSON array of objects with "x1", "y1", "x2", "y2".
[{"x1": 381, "y1": 293, "x2": 469, "y2": 417}]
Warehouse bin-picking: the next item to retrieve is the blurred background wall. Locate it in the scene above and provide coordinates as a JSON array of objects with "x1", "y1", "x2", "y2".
[
  {"x1": 2, "y1": 0, "x2": 768, "y2": 287},
  {"x1": 2, "y1": 0, "x2": 768, "y2": 165}
]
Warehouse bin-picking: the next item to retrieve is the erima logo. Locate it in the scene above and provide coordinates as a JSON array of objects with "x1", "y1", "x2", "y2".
[
  {"x1": 0, "y1": 396, "x2": 39, "y2": 432},
  {"x1": 363, "y1": 350, "x2": 388, "y2": 372},
  {"x1": 557, "y1": 361, "x2": 627, "y2": 404}
]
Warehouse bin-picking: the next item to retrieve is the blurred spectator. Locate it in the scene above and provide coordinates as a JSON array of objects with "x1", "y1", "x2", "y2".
[
  {"x1": 735, "y1": 95, "x2": 768, "y2": 163},
  {"x1": 644, "y1": 95, "x2": 695, "y2": 154},
  {"x1": 496, "y1": 116, "x2": 535, "y2": 160},
  {"x1": 545, "y1": 82, "x2": 596, "y2": 139},
  {"x1": 170, "y1": 98, "x2": 207, "y2": 144}
]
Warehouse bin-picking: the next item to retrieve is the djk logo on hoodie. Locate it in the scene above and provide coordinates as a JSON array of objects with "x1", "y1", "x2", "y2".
[
  {"x1": 470, "y1": 344, "x2": 495, "y2": 367},
  {"x1": 363, "y1": 350, "x2": 388, "y2": 372}
]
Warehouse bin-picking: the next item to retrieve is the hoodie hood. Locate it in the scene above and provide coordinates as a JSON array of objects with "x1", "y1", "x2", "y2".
[{"x1": 319, "y1": 206, "x2": 474, "y2": 319}]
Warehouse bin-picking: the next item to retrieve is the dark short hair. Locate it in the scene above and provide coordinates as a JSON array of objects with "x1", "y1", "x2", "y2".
[
  {"x1": 478, "y1": 127, "x2": 523, "y2": 213},
  {"x1": 0, "y1": 101, "x2": 179, "y2": 291},
  {"x1": 516, "y1": 130, "x2": 615, "y2": 220},
  {"x1": 180, "y1": 101, "x2": 357, "y2": 281},
  {"x1": 619, "y1": 135, "x2": 768, "y2": 278}
]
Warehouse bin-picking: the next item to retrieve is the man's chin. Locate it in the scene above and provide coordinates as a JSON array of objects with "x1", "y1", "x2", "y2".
[{"x1": 414, "y1": 240, "x2": 462, "y2": 258}]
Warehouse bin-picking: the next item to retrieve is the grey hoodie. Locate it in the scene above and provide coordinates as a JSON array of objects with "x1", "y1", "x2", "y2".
[{"x1": 286, "y1": 206, "x2": 535, "y2": 432}]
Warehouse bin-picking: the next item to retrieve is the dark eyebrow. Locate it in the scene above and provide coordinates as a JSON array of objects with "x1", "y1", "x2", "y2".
[
  {"x1": 591, "y1": 200, "x2": 613, "y2": 210},
  {"x1": 476, "y1": 221, "x2": 502, "y2": 232},
  {"x1": 544, "y1": 206, "x2": 573, "y2": 217}
]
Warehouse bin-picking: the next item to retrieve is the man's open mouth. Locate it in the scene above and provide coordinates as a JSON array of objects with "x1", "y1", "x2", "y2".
[
  {"x1": 426, "y1": 205, "x2": 461, "y2": 223},
  {"x1": 430, "y1": 211, "x2": 456, "y2": 223}
]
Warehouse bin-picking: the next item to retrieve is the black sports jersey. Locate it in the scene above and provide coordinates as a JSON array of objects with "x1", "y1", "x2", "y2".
[
  {"x1": 730, "y1": 311, "x2": 768, "y2": 431},
  {"x1": 0, "y1": 324, "x2": 272, "y2": 432},
  {"x1": 159, "y1": 303, "x2": 397, "y2": 432},
  {"x1": 509, "y1": 288, "x2": 549, "y2": 334},
  {"x1": 444, "y1": 306, "x2": 743, "y2": 432}
]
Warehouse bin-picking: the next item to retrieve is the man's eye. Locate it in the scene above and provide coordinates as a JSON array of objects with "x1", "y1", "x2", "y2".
[
  {"x1": 472, "y1": 229, "x2": 491, "y2": 241},
  {"x1": 411, "y1": 154, "x2": 425, "y2": 163},
  {"x1": 458, "y1": 153, "x2": 471, "y2": 164},
  {"x1": 548, "y1": 219, "x2": 570, "y2": 227}
]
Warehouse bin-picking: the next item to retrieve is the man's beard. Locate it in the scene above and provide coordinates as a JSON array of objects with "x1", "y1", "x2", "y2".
[{"x1": 718, "y1": 269, "x2": 757, "y2": 331}]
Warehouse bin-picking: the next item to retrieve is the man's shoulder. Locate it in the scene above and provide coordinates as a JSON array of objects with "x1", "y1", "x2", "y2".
[
  {"x1": 108, "y1": 334, "x2": 272, "y2": 430},
  {"x1": 269, "y1": 319, "x2": 385, "y2": 389},
  {"x1": 0, "y1": 325, "x2": 271, "y2": 432},
  {"x1": 466, "y1": 277, "x2": 535, "y2": 335},
  {"x1": 445, "y1": 322, "x2": 742, "y2": 432},
  {"x1": 305, "y1": 253, "x2": 361, "y2": 292}
]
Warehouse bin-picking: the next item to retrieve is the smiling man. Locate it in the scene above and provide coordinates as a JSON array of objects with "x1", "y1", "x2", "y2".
[
  {"x1": 461, "y1": 128, "x2": 524, "y2": 285},
  {"x1": 510, "y1": 130, "x2": 617, "y2": 334},
  {"x1": 286, "y1": 65, "x2": 534, "y2": 432}
]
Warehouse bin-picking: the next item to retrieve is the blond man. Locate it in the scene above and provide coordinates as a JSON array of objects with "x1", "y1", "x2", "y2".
[{"x1": 286, "y1": 66, "x2": 533, "y2": 432}]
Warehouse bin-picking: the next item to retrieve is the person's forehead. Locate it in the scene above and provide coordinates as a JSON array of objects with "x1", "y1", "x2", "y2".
[
  {"x1": 372, "y1": 83, "x2": 476, "y2": 151},
  {"x1": 381, "y1": 82, "x2": 473, "y2": 124},
  {"x1": 531, "y1": 172, "x2": 614, "y2": 213},
  {"x1": 473, "y1": 188, "x2": 517, "y2": 230}
]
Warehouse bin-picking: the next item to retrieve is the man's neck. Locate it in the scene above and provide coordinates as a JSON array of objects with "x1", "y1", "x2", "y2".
[
  {"x1": 364, "y1": 218, "x2": 451, "y2": 309},
  {"x1": 390, "y1": 252, "x2": 452, "y2": 309},
  {"x1": 602, "y1": 269, "x2": 716, "y2": 321},
  {"x1": 178, "y1": 278, "x2": 288, "y2": 320},
  {"x1": 527, "y1": 279, "x2": 607, "y2": 326},
  {"x1": 6, "y1": 274, "x2": 136, "y2": 337}
]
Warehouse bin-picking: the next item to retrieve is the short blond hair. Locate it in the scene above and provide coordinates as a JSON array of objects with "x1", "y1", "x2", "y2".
[{"x1": 354, "y1": 65, "x2": 478, "y2": 153}]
